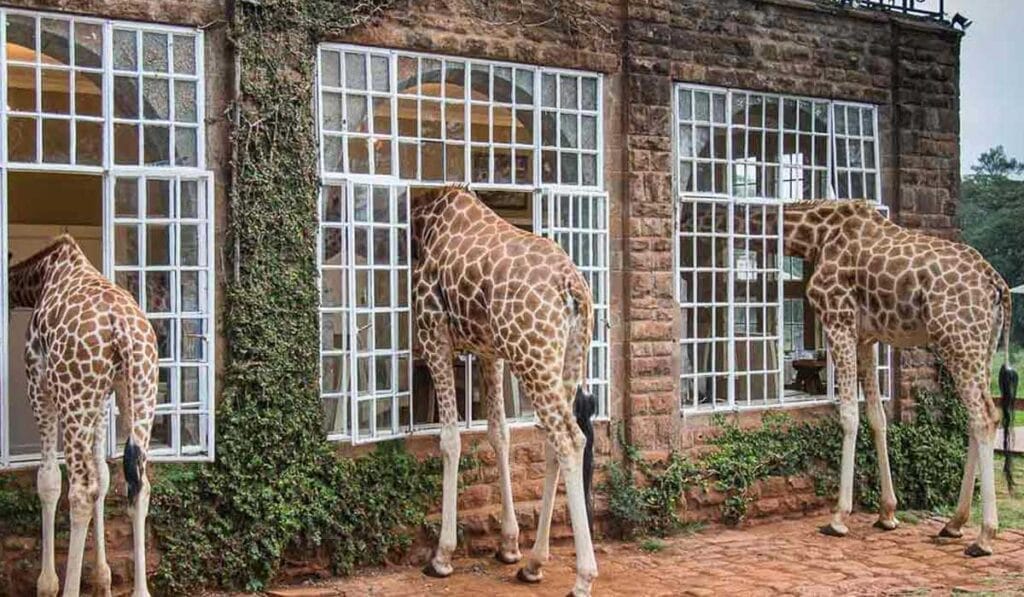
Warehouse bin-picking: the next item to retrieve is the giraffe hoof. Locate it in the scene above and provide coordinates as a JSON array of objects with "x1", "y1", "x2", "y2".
[
  {"x1": 873, "y1": 519, "x2": 899, "y2": 531},
  {"x1": 37, "y1": 572, "x2": 59, "y2": 597},
  {"x1": 495, "y1": 549, "x2": 523, "y2": 565},
  {"x1": 516, "y1": 567, "x2": 543, "y2": 583},
  {"x1": 965, "y1": 543, "x2": 993, "y2": 558},
  {"x1": 819, "y1": 522, "x2": 848, "y2": 537},
  {"x1": 422, "y1": 560, "x2": 453, "y2": 578},
  {"x1": 938, "y1": 526, "x2": 963, "y2": 539}
]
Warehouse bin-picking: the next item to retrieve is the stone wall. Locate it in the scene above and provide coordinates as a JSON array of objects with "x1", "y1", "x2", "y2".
[
  {"x1": 333, "y1": 0, "x2": 962, "y2": 562},
  {"x1": 619, "y1": 0, "x2": 961, "y2": 441},
  {"x1": 0, "y1": 0, "x2": 962, "y2": 593}
]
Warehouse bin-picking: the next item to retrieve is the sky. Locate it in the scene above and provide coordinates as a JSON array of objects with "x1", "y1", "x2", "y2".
[{"x1": 945, "y1": 0, "x2": 1024, "y2": 175}]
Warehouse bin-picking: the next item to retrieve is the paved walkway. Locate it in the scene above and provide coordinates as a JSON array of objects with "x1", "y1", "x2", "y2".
[{"x1": 262, "y1": 512, "x2": 1024, "y2": 596}]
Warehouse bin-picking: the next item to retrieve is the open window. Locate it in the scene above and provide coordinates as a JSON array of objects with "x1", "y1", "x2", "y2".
[
  {"x1": 0, "y1": 9, "x2": 213, "y2": 469},
  {"x1": 675, "y1": 85, "x2": 891, "y2": 412},
  {"x1": 316, "y1": 45, "x2": 609, "y2": 442}
]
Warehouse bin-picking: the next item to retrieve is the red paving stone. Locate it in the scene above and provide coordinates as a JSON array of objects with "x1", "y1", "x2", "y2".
[{"x1": 254, "y1": 513, "x2": 1024, "y2": 596}]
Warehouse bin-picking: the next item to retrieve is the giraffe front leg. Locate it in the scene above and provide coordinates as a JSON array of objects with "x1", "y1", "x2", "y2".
[
  {"x1": 858, "y1": 342, "x2": 898, "y2": 531},
  {"x1": 940, "y1": 434, "x2": 978, "y2": 538},
  {"x1": 92, "y1": 417, "x2": 112, "y2": 597},
  {"x1": 518, "y1": 439, "x2": 558, "y2": 583},
  {"x1": 483, "y1": 359, "x2": 521, "y2": 564},
  {"x1": 821, "y1": 329, "x2": 858, "y2": 538},
  {"x1": 421, "y1": 335, "x2": 460, "y2": 578}
]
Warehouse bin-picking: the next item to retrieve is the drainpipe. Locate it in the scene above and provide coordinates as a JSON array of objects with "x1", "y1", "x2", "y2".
[{"x1": 889, "y1": 19, "x2": 905, "y2": 417}]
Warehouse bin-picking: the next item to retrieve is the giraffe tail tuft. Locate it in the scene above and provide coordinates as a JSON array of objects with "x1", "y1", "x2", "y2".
[
  {"x1": 573, "y1": 385, "x2": 596, "y2": 530},
  {"x1": 1000, "y1": 363, "x2": 1018, "y2": 493},
  {"x1": 124, "y1": 437, "x2": 143, "y2": 504}
]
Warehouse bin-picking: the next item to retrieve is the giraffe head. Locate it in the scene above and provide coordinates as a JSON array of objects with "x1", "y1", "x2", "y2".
[{"x1": 9, "y1": 234, "x2": 88, "y2": 309}]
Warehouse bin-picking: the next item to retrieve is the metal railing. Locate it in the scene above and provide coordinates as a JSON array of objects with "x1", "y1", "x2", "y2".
[{"x1": 830, "y1": 0, "x2": 947, "y2": 21}]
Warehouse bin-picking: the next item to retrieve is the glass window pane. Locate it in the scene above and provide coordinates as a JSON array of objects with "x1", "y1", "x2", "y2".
[{"x1": 142, "y1": 32, "x2": 168, "y2": 72}]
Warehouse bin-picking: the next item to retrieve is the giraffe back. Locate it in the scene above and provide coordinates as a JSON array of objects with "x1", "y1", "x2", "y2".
[
  {"x1": 412, "y1": 187, "x2": 593, "y2": 374},
  {"x1": 14, "y1": 236, "x2": 157, "y2": 414},
  {"x1": 794, "y1": 202, "x2": 1009, "y2": 350}
]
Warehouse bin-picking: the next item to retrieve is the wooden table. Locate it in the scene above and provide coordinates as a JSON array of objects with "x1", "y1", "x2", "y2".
[{"x1": 791, "y1": 358, "x2": 827, "y2": 395}]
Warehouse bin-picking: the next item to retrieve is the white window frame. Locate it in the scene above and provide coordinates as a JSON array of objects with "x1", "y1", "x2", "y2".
[
  {"x1": 674, "y1": 83, "x2": 892, "y2": 413},
  {"x1": 535, "y1": 187, "x2": 611, "y2": 418},
  {"x1": 0, "y1": 8, "x2": 214, "y2": 469},
  {"x1": 316, "y1": 44, "x2": 608, "y2": 442}
]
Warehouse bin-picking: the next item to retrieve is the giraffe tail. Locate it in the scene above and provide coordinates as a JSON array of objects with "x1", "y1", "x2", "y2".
[
  {"x1": 999, "y1": 283, "x2": 1018, "y2": 492},
  {"x1": 124, "y1": 438, "x2": 143, "y2": 504},
  {"x1": 565, "y1": 271, "x2": 596, "y2": 528},
  {"x1": 574, "y1": 385, "x2": 596, "y2": 529},
  {"x1": 113, "y1": 316, "x2": 145, "y2": 505}
]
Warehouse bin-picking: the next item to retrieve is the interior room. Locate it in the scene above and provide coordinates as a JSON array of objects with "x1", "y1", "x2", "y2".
[
  {"x1": 408, "y1": 187, "x2": 535, "y2": 429},
  {"x1": 6, "y1": 172, "x2": 102, "y2": 457}
]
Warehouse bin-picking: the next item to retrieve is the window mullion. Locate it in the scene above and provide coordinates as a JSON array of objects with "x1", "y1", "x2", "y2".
[{"x1": 725, "y1": 90, "x2": 736, "y2": 409}]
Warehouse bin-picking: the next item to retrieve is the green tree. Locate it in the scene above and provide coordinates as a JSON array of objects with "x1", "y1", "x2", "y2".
[{"x1": 960, "y1": 146, "x2": 1024, "y2": 343}]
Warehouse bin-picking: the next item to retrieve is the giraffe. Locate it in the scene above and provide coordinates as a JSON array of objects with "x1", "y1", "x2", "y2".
[
  {"x1": 8, "y1": 234, "x2": 158, "y2": 597},
  {"x1": 411, "y1": 185, "x2": 598, "y2": 596},
  {"x1": 777, "y1": 200, "x2": 1017, "y2": 556}
]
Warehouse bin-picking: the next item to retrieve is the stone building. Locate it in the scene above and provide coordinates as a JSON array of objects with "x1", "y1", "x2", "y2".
[{"x1": 0, "y1": 0, "x2": 963, "y2": 587}]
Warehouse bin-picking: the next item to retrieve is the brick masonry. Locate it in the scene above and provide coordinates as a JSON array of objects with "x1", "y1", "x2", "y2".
[{"x1": 0, "y1": 0, "x2": 963, "y2": 592}]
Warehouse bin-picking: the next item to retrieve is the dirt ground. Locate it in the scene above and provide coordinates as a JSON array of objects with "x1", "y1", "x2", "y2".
[{"x1": 256, "y1": 512, "x2": 1024, "y2": 596}]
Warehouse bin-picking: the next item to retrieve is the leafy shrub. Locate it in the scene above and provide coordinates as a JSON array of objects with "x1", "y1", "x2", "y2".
[
  {"x1": 603, "y1": 367, "x2": 969, "y2": 532},
  {"x1": 0, "y1": 474, "x2": 39, "y2": 536},
  {"x1": 151, "y1": 442, "x2": 440, "y2": 593},
  {"x1": 601, "y1": 425, "x2": 701, "y2": 539}
]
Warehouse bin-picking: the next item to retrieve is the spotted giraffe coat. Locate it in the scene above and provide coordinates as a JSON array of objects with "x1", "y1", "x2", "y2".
[
  {"x1": 411, "y1": 185, "x2": 594, "y2": 433},
  {"x1": 10, "y1": 235, "x2": 158, "y2": 483}
]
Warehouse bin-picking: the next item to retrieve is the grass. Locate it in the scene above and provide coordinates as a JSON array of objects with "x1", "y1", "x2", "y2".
[
  {"x1": 630, "y1": 521, "x2": 705, "y2": 554},
  {"x1": 933, "y1": 455, "x2": 1024, "y2": 531},
  {"x1": 973, "y1": 455, "x2": 1024, "y2": 530}
]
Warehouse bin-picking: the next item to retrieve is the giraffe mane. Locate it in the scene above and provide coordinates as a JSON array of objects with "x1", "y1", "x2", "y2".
[{"x1": 10, "y1": 234, "x2": 80, "y2": 269}]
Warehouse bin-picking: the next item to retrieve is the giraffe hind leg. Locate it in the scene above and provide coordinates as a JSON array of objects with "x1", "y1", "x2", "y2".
[
  {"x1": 62, "y1": 410, "x2": 102, "y2": 597},
  {"x1": 939, "y1": 433, "x2": 977, "y2": 539},
  {"x1": 550, "y1": 402, "x2": 598, "y2": 596},
  {"x1": 937, "y1": 338, "x2": 999, "y2": 556},
  {"x1": 26, "y1": 334, "x2": 61, "y2": 597},
  {"x1": 125, "y1": 364, "x2": 156, "y2": 597},
  {"x1": 92, "y1": 415, "x2": 113, "y2": 597}
]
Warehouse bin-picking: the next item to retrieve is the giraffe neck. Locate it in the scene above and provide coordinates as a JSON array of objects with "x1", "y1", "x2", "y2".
[
  {"x1": 780, "y1": 209, "x2": 820, "y2": 263},
  {"x1": 757, "y1": 206, "x2": 821, "y2": 263},
  {"x1": 9, "y1": 236, "x2": 86, "y2": 309}
]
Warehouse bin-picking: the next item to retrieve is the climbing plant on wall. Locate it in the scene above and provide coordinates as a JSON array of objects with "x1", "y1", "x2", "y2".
[{"x1": 146, "y1": 1, "x2": 447, "y2": 592}]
